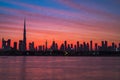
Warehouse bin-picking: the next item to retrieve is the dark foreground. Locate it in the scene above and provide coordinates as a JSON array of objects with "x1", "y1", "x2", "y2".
[
  {"x1": 0, "y1": 56, "x2": 120, "y2": 80},
  {"x1": 0, "y1": 50, "x2": 120, "y2": 56}
]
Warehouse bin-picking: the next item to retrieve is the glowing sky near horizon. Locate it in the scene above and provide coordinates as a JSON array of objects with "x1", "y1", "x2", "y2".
[{"x1": 0, "y1": 0, "x2": 120, "y2": 48}]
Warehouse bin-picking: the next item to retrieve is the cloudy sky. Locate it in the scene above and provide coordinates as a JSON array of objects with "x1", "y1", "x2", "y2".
[{"x1": 0, "y1": 0, "x2": 120, "y2": 48}]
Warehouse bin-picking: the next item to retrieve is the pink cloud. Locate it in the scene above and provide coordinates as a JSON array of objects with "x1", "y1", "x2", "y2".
[
  {"x1": 57, "y1": 0, "x2": 120, "y2": 20},
  {"x1": 0, "y1": 7, "x2": 120, "y2": 37},
  {"x1": 0, "y1": 1, "x2": 120, "y2": 46}
]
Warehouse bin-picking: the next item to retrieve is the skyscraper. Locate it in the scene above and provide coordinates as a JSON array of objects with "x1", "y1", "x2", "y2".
[
  {"x1": 23, "y1": 18, "x2": 26, "y2": 51},
  {"x1": 2, "y1": 38, "x2": 11, "y2": 50},
  {"x1": 95, "y1": 43, "x2": 98, "y2": 51},
  {"x1": 105, "y1": 41, "x2": 108, "y2": 51},
  {"x1": 64, "y1": 40, "x2": 67, "y2": 51},
  {"x1": 19, "y1": 40, "x2": 24, "y2": 51},
  {"x1": 2, "y1": 38, "x2": 6, "y2": 49},
  {"x1": 60, "y1": 43, "x2": 65, "y2": 51},
  {"x1": 90, "y1": 40, "x2": 93, "y2": 51},
  {"x1": 76, "y1": 41, "x2": 79, "y2": 51},
  {"x1": 45, "y1": 40, "x2": 48, "y2": 51},
  {"x1": 29, "y1": 42, "x2": 35, "y2": 51},
  {"x1": 13, "y1": 42, "x2": 17, "y2": 50}
]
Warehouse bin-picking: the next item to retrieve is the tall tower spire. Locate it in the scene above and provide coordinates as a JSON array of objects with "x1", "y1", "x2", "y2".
[{"x1": 23, "y1": 18, "x2": 26, "y2": 51}]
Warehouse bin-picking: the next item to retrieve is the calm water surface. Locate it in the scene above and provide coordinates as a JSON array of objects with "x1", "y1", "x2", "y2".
[{"x1": 0, "y1": 57, "x2": 120, "y2": 80}]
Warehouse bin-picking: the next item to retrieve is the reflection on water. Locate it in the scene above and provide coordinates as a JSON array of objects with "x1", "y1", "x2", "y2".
[{"x1": 0, "y1": 57, "x2": 120, "y2": 80}]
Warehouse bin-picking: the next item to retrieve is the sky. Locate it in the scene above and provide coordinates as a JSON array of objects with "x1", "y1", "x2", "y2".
[{"x1": 0, "y1": 0, "x2": 120, "y2": 48}]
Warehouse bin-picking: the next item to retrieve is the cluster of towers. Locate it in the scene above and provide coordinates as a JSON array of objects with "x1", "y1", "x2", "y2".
[
  {"x1": 49, "y1": 40, "x2": 120, "y2": 52},
  {"x1": 59, "y1": 41, "x2": 92, "y2": 52},
  {"x1": 2, "y1": 39, "x2": 11, "y2": 50},
  {"x1": 2, "y1": 19, "x2": 26, "y2": 51},
  {"x1": 1, "y1": 19, "x2": 120, "y2": 52}
]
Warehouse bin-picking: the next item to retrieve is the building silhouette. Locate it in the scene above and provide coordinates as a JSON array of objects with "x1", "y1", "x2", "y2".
[
  {"x1": 43, "y1": 45, "x2": 45, "y2": 51},
  {"x1": 70, "y1": 44, "x2": 73, "y2": 49},
  {"x1": 2, "y1": 38, "x2": 11, "y2": 50},
  {"x1": 13, "y1": 42, "x2": 17, "y2": 50},
  {"x1": 74, "y1": 45, "x2": 77, "y2": 52},
  {"x1": 1, "y1": 19, "x2": 120, "y2": 56},
  {"x1": 60, "y1": 43, "x2": 65, "y2": 51},
  {"x1": 29, "y1": 42, "x2": 35, "y2": 51},
  {"x1": 19, "y1": 40, "x2": 24, "y2": 51},
  {"x1": 90, "y1": 40, "x2": 93, "y2": 51},
  {"x1": 95, "y1": 43, "x2": 98, "y2": 51},
  {"x1": 45, "y1": 40, "x2": 48, "y2": 51},
  {"x1": 23, "y1": 18, "x2": 27, "y2": 51},
  {"x1": 67, "y1": 44, "x2": 71, "y2": 51},
  {"x1": 105, "y1": 41, "x2": 108, "y2": 51},
  {"x1": 51, "y1": 40, "x2": 58, "y2": 51},
  {"x1": 76, "y1": 41, "x2": 80, "y2": 52},
  {"x1": 38, "y1": 46, "x2": 43, "y2": 51},
  {"x1": 64, "y1": 40, "x2": 67, "y2": 51},
  {"x1": 18, "y1": 19, "x2": 27, "y2": 51},
  {"x1": 80, "y1": 44, "x2": 83, "y2": 51}
]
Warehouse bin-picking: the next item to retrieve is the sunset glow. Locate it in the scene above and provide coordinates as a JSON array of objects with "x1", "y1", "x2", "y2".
[{"x1": 0, "y1": 0, "x2": 120, "y2": 49}]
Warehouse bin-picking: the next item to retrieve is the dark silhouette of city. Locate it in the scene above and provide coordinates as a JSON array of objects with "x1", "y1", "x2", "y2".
[{"x1": 0, "y1": 19, "x2": 120, "y2": 56}]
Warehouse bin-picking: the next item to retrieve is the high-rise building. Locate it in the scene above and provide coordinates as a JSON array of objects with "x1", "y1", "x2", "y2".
[
  {"x1": 74, "y1": 45, "x2": 77, "y2": 52},
  {"x1": 83, "y1": 42, "x2": 86, "y2": 51},
  {"x1": 67, "y1": 44, "x2": 71, "y2": 51},
  {"x1": 76, "y1": 41, "x2": 79, "y2": 51},
  {"x1": 90, "y1": 40, "x2": 93, "y2": 51},
  {"x1": 105, "y1": 41, "x2": 108, "y2": 51},
  {"x1": 19, "y1": 40, "x2": 24, "y2": 51},
  {"x1": 60, "y1": 43, "x2": 65, "y2": 51},
  {"x1": 7, "y1": 39, "x2": 11, "y2": 48},
  {"x1": 80, "y1": 44, "x2": 83, "y2": 51},
  {"x1": 23, "y1": 18, "x2": 27, "y2": 51},
  {"x1": 112, "y1": 42, "x2": 116, "y2": 51},
  {"x1": 2, "y1": 38, "x2": 6, "y2": 49},
  {"x1": 55, "y1": 43, "x2": 58, "y2": 50},
  {"x1": 38, "y1": 46, "x2": 43, "y2": 51},
  {"x1": 95, "y1": 43, "x2": 98, "y2": 51},
  {"x1": 64, "y1": 40, "x2": 67, "y2": 51},
  {"x1": 29, "y1": 42, "x2": 35, "y2": 51},
  {"x1": 45, "y1": 40, "x2": 48, "y2": 51},
  {"x1": 71, "y1": 44, "x2": 73, "y2": 49},
  {"x1": 86, "y1": 43, "x2": 89, "y2": 51},
  {"x1": 2, "y1": 38, "x2": 11, "y2": 50},
  {"x1": 51, "y1": 40, "x2": 55, "y2": 50},
  {"x1": 13, "y1": 42, "x2": 17, "y2": 50},
  {"x1": 51, "y1": 41, "x2": 58, "y2": 50},
  {"x1": 101, "y1": 41, "x2": 104, "y2": 51}
]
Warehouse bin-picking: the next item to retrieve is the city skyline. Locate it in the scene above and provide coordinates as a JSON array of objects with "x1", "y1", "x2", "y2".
[
  {"x1": 1, "y1": 19, "x2": 120, "y2": 56},
  {"x1": 1, "y1": 19, "x2": 120, "y2": 50},
  {"x1": 0, "y1": 1, "x2": 120, "y2": 80},
  {"x1": 0, "y1": 0, "x2": 120, "y2": 49},
  {"x1": 1, "y1": 19, "x2": 120, "y2": 52}
]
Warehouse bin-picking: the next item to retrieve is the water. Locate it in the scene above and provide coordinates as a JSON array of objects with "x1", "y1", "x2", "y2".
[{"x1": 0, "y1": 56, "x2": 120, "y2": 80}]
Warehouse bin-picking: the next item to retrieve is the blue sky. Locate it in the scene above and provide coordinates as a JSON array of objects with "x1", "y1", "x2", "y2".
[{"x1": 0, "y1": 0, "x2": 120, "y2": 47}]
